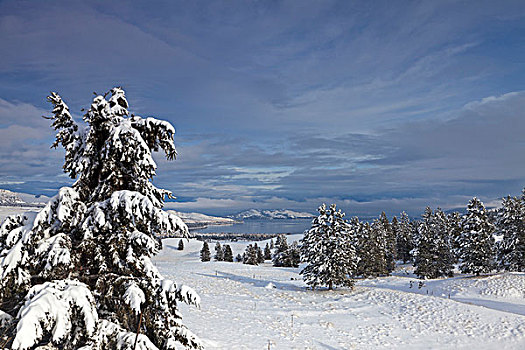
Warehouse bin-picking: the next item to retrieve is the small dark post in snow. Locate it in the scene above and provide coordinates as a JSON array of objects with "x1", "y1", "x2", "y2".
[
  {"x1": 267, "y1": 340, "x2": 271, "y2": 350},
  {"x1": 215, "y1": 270, "x2": 218, "y2": 276},
  {"x1": 291, "y1": 314, "x2": 294, "y2": 328}
]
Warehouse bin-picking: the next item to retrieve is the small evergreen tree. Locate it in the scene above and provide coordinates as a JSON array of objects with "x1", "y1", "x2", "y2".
[
  {"x1": 497, "y1": 194, "x2": 525, "y2": 271},
  {"x1": 200, "y1": 242, "x2": 211, "y2": 262},
  {"x1": 273, "y1": 239, "x2": 301, "y2": 268},
  {"x1": 178, "y1": 239, "x2": 185, "y2": 251},
  {"x1": 214, "y1": 242, "x2": 224, "y2": 261},
  {"x1": 264, "y1": 243, "x2": 272, "y2": 260},
  {"x1": 235, "y1": 254, "x2": 243, "y2": 262},
  {"x1": 458, "y1": 197, "x2": 495, "y2": 275},
  {"x1": 243, "y1": 244, "x2": 259, "y2": 265},
  {"x1": 223, "y1": 245, "x2": 234, "y2": 262},
  {"x1": 288, "y1": 241, "x2": 301, "y2": 268},
  {"x1": 273, "y1": 234, "x2": 288, "y2": 256},
  {"x1": 300, "y1": 204, "x2": 358, "y2": 290},
  {"x1": 269, "y1": 238, "x2": 275, "y2": 250},
  {"x1": 255, "y1": 243, "x2": 265, "y2": 264},
  {"x1": 273, "y1": 235, "x2": 290, "y2": 267}
]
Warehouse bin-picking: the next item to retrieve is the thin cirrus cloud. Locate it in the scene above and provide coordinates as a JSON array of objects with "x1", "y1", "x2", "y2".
[{"x1": 0, "y1": 0, "x2": 524, "y2": 216}]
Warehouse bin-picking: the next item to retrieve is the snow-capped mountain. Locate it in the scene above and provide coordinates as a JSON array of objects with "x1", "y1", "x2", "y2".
[
  {"x1": 0, "y1": 189, "x2": 25, "y2": 206},
  {"x1": 0, "y1": 189, "x2": 47, "y2": 207},
  {"x1": 230, "y1": 209, "x2": 314, "y2": 220},
  {"x1": 167, "y1": 210, "x2": 237, "y2": 227}
]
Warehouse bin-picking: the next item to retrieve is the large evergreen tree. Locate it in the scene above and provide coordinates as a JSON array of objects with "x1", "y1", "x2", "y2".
[
  {"x1": 300, "y1": 204, "x2": 358, "y2": 290},
  {"x1": 0, "y1": 88, "x2": 201, "y2": 349},
  {"x1": 458, "y1": 197, "x2": 496, "y2": 275},
  {"x1": 497, "y1": 194, "x2": 525, "y2": 271}
]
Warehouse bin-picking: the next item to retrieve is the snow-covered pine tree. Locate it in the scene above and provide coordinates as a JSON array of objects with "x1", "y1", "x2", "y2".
[
  {"x1": 264, "y1": 243, "x2": 272, "y2": 260},
  {"x1": 433, "y1": 208, "x2": 454, "y2": 277},
  {"x1": 413, "y1": 207, "x2": 453, "y2": 279},
  {"x1": 255, "y1": 243, "x2": 264, "y2": 264},
  {"x1": 358, "y1": 220, "x2": 389, "y2": 277},
  {"x1": 300, "y1": 204, "x2": 358, "y2": 290},
  {"x1": 269, "y1": 239, "x2": 274, "y2": 250},
  {"x1": 273, "y1": 239, "x2": 300, "y2": 268},
  {"x1": 497, "y1": 195, "x2": 525, "y2": 271},
  {"x1": 273, "y1": 235, "x2": 288, "y2": 256},
  {"x1": 458, "y1": 197, "x2": 496, "y2": 275},
  {"x1": 378, "y1": 212, "x2": 396, "y2": 273},
  {"x1": 178, "y1": 239, "x2": 184, "y2": 251},
  {"x1": 214, "y1": 242, "x2": 224, "y2": 261},
  {"x1": 0, "y1": 88, "x2": 201, "y2": 349},
  {"x1": 243, "y1": 244, "x2": 259, "y2": 265},
  {"x1": 287, "y1": 241, "x2": 301, "y2": 268},
  {"x1": 413, "y1": 207, "x2": 435, "y2": 279},
  {"x1": 200, "y1": 241, "x2": 211, "y2": 262},
  {"x1": 395, "y1": 212, "x2": 414, "y2": 263},
  {"x1": 272, "y1": 235, "x2": 290, "y2": 267},
  {"x1": 223, "y1": 245, "x2": 234, "y2": 262},
  {"x1": 446, "y1": 211, "x2": 463, "y2": 263},
  {"x1": 235, "y1": 254, "x2": 243, "y2": 262}
]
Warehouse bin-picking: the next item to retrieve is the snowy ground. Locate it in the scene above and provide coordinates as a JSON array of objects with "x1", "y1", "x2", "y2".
[
  {"x1": 154, "y1": 236, "x2": 525, "y2": 350},
  {"x1": 0, "y1": 206, "x2": 39, "y2": 222}
]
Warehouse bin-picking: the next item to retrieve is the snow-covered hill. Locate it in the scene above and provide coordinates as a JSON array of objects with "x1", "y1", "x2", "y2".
[
  {"x1": 230, "y1": 209, "x2": 313, "y2": 220},
  {"x1": 154, "y1": 236, "x2": 525, "y2": 349},
  {"x1": 167, "y1": 210, "x2": 237, "y2": 227},
  {"x1": 0, "y1": 189, "x2": 47, "y2": 207}
]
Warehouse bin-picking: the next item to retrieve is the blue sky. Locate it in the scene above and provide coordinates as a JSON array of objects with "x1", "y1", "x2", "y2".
[{"x1": 0, "y1": 0, "x2": 524, "y2": 216}]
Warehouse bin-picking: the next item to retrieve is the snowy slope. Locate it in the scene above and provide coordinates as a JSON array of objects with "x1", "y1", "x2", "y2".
[
  {"x1": 0, "y1": 206, "x2": 40, "y2": 222},
  {"x1": 167, "y1": 210, "x2": 237, "y2": 227},
  {"x1": 153, "y1": 237, "x2": 525, "y2": 349},
  {"x1": 231, "y1": 209, "x2": 314, "y2": 220},
  {"x1": 0, "y1": 189, "x2": 48, "y2": 206}
]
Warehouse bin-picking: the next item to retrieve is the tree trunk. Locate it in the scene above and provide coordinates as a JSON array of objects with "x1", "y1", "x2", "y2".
[{"x1": 328, "y1": 281, "x2": 333, "y2": 290}]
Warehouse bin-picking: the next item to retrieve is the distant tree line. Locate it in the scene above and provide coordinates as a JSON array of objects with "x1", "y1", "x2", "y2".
[{"x1": 194, "y1": 233, "x2": 280, "y2": 241}]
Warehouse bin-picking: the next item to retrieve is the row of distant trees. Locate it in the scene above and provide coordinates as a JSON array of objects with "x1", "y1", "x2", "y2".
[
  {"x1": 198, "y1": 236, "x2": 301, "y2": 267},
  {"x1": 300, "y1": 188, "x2": 525, "y2": 289}
]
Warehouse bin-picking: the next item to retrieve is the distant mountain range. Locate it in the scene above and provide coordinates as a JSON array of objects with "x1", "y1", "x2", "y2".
[
  {"x1": 229, "y1": 209, "x2": 314, "y2": 220},
  {"x1": 166, "y1": 210, "x2": 237, "y2": 228}
]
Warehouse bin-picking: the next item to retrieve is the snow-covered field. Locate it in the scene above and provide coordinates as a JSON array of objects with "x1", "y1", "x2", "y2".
[
  {"x1": 154, "y1": 236, "x2": 525, "y2": 350},
  {"x1": 0, "y1": 206, "x2": 39, "y2": 222}
]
